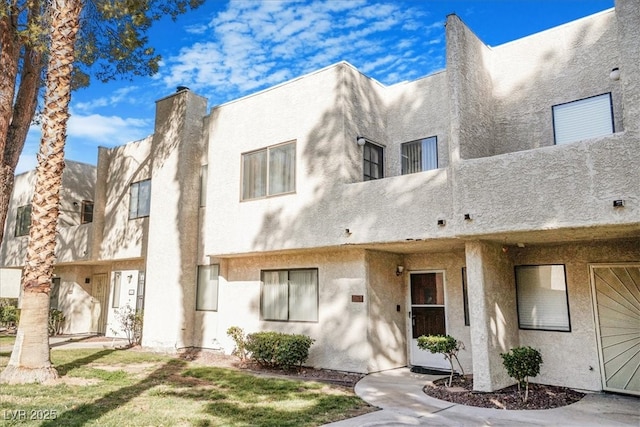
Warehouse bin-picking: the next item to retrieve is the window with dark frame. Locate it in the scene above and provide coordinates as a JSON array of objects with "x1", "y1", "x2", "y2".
[
  {"x1": 401, "y1": 136, "x2": 438, "y2": 174},
  {"x1": 14, "y1": 205, "x2": 31, "y2": 237},
  {"x1": 242, "y1": 141, "x2": 296, "y2": 201},
  {"x1": 196, "y1": 265, "x2": 219, "y2": 311},
  {"x1": 129, "y1": 179, "x2": 151, "y2": 219},
  {"x1": 50, "y1": 277, "x2": 61, "y2": 310},
  {"x1": 462, "y1": 267, "x2": 470, "y2": 326},
  {"x1": 515, "y1": 264, "x2": 571, "y2": 332},
  {"x1": 363, "y1": 142, "x2": 383, "y2": 181},
  {"x1": 261, "y1": 268, "x2": 318, "y2": 322},
  {"x1": 81, "y1": 200, "x2": 94, "y2": 224}
]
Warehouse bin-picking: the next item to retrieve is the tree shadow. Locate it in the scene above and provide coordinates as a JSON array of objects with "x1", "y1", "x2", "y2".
[
  {"x1": 53, "y1": 348, "x2": 117, "y2": 376},
  {"x1": 41, "y1": 358, "x2": 187, "y2": 427}
]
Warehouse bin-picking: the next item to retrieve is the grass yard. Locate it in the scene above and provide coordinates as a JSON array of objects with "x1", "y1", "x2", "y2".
[
  {"x1": 0, "y1": 348, "x2": 372, "y2": 426},
  {"x1": 0, "y1": 334, "x2": 16, "y2": 346}
]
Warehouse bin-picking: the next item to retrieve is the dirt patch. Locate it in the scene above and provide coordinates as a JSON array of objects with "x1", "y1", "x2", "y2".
[
  {"x1": 423, "y1": 375, "x2": 585, "y2": 410},
  {"x1": 44, "y1": 376, "x2": 100, "y2": 386},
  {"x1": 91, "y1": 362, "x2": 158, "y2": 374}
]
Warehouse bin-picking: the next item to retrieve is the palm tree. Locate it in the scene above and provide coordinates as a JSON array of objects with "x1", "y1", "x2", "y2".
[{"x1": 0, "y1": 0, "x2": 82, "y2": 384}]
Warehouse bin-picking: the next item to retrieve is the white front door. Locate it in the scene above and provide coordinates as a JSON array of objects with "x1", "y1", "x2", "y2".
[
  {"x1": 590, "y1": 264, "x2": 640, "y2": 395},
  {"x1": 408, "y1": 271, "x2": 449, "y2": 369}
]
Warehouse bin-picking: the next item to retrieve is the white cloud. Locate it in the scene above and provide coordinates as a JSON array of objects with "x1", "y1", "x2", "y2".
[
  {"x1": 67, "y1": 113, "x2": 151, "y2": 145},
  {"x1": 74, "y1": 86, "x2": 141, "y2": 113},
  {"x1": 160, "y1": 0, "x2": 445, "y2": 104}
]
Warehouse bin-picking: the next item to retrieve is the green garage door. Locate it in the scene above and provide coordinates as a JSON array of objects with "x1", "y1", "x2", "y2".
[{"x1": 591, "y1": 265, "x2": 640, "y2": 395}]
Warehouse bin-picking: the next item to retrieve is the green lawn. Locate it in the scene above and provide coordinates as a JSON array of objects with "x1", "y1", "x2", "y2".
[
  {"x1": 0, "y1": 334, "x2": 16, "y2": 346},
  {"x1": 0, "y1": 348, "x2": 372, "y2": 426}
]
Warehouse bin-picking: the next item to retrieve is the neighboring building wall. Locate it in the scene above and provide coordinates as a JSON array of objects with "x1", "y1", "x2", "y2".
[
  {"x1": 0, "y1": 268, "x2": 21, "y2": 298},
  {"x1": 0, "y1": 161, "x2": 96, "y2": 268}
]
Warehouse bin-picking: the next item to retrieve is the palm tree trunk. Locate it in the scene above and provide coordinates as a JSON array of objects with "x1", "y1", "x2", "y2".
[{"x1": 0, "y1": 0, "x2": 82, "y2": 384}]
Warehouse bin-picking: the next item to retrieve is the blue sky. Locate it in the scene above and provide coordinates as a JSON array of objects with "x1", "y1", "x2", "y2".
[{"x1": 17, "y1": 0, "x2": 614, "y2": 173}]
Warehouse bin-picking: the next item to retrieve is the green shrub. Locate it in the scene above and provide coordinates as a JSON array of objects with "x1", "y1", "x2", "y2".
[
  {"x1": 111, "y1": 306, "x2": 144, "y2": 346},
  {"x1": 245, "y1": 331, "x2": 314, "y2": 369},
  {"x1": 500, "y1": 346, "x2": 543, "y2": 402},
  {"x1": 0, "y1": 304, "x2": 19, "y2": 328},
  {"x1": 417, "y1": 334, "x2": 465, "y2": 387},
  {"x1": 226, "y1": 326, "x2": 248, "y2": 362},
  {"x1": 48, "y1": 309, "x2": 65, "y2": 336}
]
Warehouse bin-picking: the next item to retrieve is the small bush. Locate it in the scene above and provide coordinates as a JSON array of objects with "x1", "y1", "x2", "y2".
[
  {"x1": 226, "y1": 326, "x2": 248, "y2": 362},
  {"x1": 245, "y1": 331, "x2": 314, "y2": 369},
  {"x1": 0, "y1": 304, "x2": 19, "y2": 328},
  {"x1": 417, "y1": 334, "x2": 465, "y2": 387},
  {"x1": 501, "y1": 346, "x2": 543, "y2": 402},
  {"x1": 48, "y1": 309, "x2": 65, "y2": 336},
  {"x1": 111, "y1": 306, "x2": 144, "y2": 346}
]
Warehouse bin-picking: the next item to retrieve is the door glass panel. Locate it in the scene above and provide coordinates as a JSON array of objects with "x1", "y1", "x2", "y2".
[
  {"x1": 411, "y1": 273, "x2": 444, "y2": 305},
  {"x1": 412, "y1": 306, "x2": 446, "y2": 338}
]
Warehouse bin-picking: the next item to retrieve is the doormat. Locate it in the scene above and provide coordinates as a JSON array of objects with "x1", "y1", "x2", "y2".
[{"x1": 410, "y1": 366, "x2": 450, "y2": 375}]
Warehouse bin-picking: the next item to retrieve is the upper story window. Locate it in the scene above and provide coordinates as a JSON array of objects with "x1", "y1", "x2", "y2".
[
  {"x1": 81, "y1": 200, "x2": 94, "y2": 224},
  {"x1": 14, "y1": 204, "x2": 31, "y2": 237},
  {"x1": 129, "y1": 179, "x2": 151, "y2": 219},
  {"x1": 242, "y1": 141, "x2": 295, "y2": 201},
  {"x1": 515, "y1": 264, "x2": 571, "y2": 332},
  {"x1": 401, "y1": 136, "x2": 438, "y2": 174},
  {"x1": 553, "y1": 93, "x2": 613, "y2": 145},
  {"x1": 363, "y1": 142, "x2": 383, "y2": 181}
]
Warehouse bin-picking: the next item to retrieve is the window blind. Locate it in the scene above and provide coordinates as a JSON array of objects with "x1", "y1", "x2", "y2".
[{"x1": 553, "y1": 93, "x2": 613, "y2": 145}]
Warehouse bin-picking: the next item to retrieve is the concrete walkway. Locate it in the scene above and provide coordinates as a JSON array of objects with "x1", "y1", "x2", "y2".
[
  {"x1": 326, "y1": 368, "x2": 640, "y2": 426},
  {"x1": 0, "y1": 334, "x2": 128, "y2": 353}
]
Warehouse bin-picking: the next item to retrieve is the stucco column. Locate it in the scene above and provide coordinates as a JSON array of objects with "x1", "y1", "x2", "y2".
[
  {"x1": 465, "y1": 240, "x2": 519, "y2": 391},
  {"x1": 615, "y1": 0, "x2": 640, "y2": 135},
  {"x1": 142, "y1": 89, "x2": 208, "y2": 350}
]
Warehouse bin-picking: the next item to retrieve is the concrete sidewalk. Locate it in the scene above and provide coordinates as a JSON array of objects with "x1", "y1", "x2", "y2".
[
  {"x1": 0, "y1": 334, "x2": 129, "y2": 353},
  {"x1": 325, "y1": 368, "x2": 640, "y2": 426}
]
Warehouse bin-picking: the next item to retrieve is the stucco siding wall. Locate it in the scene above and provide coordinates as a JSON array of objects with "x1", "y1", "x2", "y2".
[
  {"x1": 454, "y1": 133, "x2": 638, "y2": 236},
  {"x1": 143, "y1": 90, "x2": 207, "y2": 351},
  {"x1": 512, "y1": 239, "x2": 640, "y2": 391},
  {"x1": 97, "y1": 137, "x2": 151, "y2": 261},
  {"x1": 491, "y1": 10, "x2": 621, "y2": 154},
  {"x1": 53, "y1": 265, "x2": 97, "y2": 335},
  {"x1": 365, "y1": 250, "x2": 406, "y2": 371},
  {"x1": 0, "y1": 268, "x2": 21, "y2": 298},
  {"x1": 465, "y1": 241, "x2": 519, "y2": 392},
  {"x1": 446, "y1": 14, "x2": 495, "y2": 160},
  {"x1": 385, "y1": 71, "x2": 450, "y2": 172},
  {"x1": 1, "y1": 162, "x2": 96, "y2": 267},
  {"x1": 208, "y1": 250, "x2": 372, "y2": 373}
]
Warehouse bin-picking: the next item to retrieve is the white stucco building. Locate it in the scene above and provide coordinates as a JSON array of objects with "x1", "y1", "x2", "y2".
[{"x1": 1, "y1": 0, "x2": 638, "y2": 395}]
